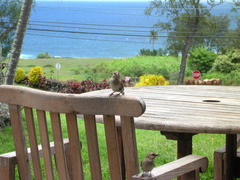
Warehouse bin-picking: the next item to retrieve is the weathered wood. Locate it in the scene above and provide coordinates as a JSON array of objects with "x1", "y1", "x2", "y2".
[
  {"x1": 37, "y1": 110, "x2": 54, "y2": 180},
  {"x1": 132, "y1": 155, "x2": 208, "y2": 180},
  {"x1": 66, "y1": 113, "x2": 84, "y2": 180},
  {"x1": 9, "y1": 105, "x2": 32, "y2": 180},
  {"x1": 214, "y1": 135, "x2": 240, "y2": 180},
  {"x1": 0, "y1": 139, "x2": 70, "y2": 180},
  {"x1": 214, "y1": 146, "x2": 226, "y2": 180},
  {"x1": 121, "y1": 116, "x2": 139, "y2": 180},
  {"x1": 225, "y1": 134, "x2": 237, "y2": 180},
  {"x1": 84, "y1": 85, "x2": 240, "y2": 134},
  {"x1": 84, "y1": 115, "x2": 102, "y2": 180},
  {"x1": 50, "y1": 112, "x2": 69, "y2": 180},
  {"x1": 116, "y1": 126, "x2": 126, "y2": 180},
  {"x1": 0, "y1": 85, "x2": 146, "y2": 117},
  {"x1": 24, "y1": 107, "x2": 43, "y2": 180},
  {"x1": 161, "y1": 132, "x2": 196, "y2": 180},
  {"x1": 103, "y1": 115, "x2": 122, "y2": 180},
  {"x1": 0, "y1": 154, "x2": 16, "y2": 180}
]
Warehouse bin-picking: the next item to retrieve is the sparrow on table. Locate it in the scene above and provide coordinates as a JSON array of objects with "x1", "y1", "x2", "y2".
[
  {"x1": 140, "y1": 152, "x2": 159, "y2": 177},
  {"x1": 109, "y1": 72, "x2": 124, "y2": 97}
]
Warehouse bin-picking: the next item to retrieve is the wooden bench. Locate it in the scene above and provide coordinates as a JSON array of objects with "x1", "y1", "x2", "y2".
[
  {"x1": 214, "y1": 135, "x2": 240, "y2": 180},
  {"x1": 0, "y1": 85, "x2": 209, "y2": 179}
]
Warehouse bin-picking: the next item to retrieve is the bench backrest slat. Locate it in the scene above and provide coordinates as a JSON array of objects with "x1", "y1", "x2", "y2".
[
  {"x1": 66, "y1": 113, "x2": 84, "y2": 180},
  {"x1": 37, "y1": 109, "x2": 55, "y2": 180},
  {"x1": 25, "y1": 107, "x2": 43, "y2": 180}
]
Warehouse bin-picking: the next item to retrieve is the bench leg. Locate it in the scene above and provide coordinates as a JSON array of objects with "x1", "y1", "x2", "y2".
[
  {"x1": 161, "y1": 132, "x2": 197, "y2": 180},
  {"x1": 0, "y1": 157, "x2": 16, "y2": 180}
]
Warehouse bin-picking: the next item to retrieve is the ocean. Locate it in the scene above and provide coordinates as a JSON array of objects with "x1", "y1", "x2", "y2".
[
  {"x1": 21, "y1": 1, "x2": 235, "y2": 59},
  {"x1": 21, "y1": 1, "x2": 161, "y2": 59}
]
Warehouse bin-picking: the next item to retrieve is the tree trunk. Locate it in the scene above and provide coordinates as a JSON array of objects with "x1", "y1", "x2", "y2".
[
  {"x1": 177, "y1": 0, "x2": 200, "y2": 85},
  {"x1": 0, "y1": 42, "x2": 3, "y2": 84},
  {"x1": 4, "y1": 0, "x2": 33, "y2": 85},
  {"x1": 177, "y1": 38, "x2": 193, "y2": 85},
  {"x1": 0, "y1": 42, "x2": 10, "y2": 129}
]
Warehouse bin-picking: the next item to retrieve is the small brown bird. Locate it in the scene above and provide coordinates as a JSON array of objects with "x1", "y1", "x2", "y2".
[
  {"x1": 140, "y1": 152, "x2": 159, "y2": 177},
  {"x1": 109, "y1": 72, "x2": 124, "y2": 96}
]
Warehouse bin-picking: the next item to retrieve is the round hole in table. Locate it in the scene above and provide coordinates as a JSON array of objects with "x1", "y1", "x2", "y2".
[{"x1": 202, "y1": 100, "x2": 221, "y2": 102}]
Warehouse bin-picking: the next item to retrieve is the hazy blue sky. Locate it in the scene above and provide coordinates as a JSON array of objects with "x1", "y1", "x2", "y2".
[{"x1": 36, "y1": 0, "x2": 150, "y2": 1}]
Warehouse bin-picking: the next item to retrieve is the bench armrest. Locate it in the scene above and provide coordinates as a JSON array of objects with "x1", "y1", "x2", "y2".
[{"x1": 132, "y1": 155, "x2": 208, "y2": 180}]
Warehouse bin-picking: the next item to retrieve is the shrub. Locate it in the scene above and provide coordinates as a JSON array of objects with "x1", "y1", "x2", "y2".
[
  {"x1": 224, "y1": 70, "x2": 240, "y2": 85},
  {"x1": 37, "y1": 76, "x2": 66, "y2": 92},
  {"x1": 188, "y1": 46, "x2": 217, "y2": 73},
  {"x1": 43, "y1": 64, "x2": 54, "y2": 68},
  {"x1": 37, "y1": 52, "x2": 51, "y2": 59},
  {"x1": 212, "y1": 55, "x2": 236, "y2": 73},
  {"x1": 228, "y1": 49, "x2": 240, "y2": 63},
  {"x1": 73, "y1": 69, "x2": 80, "y2": 75},
  {"x1": 139, "y1": 49, "x2": 159, "y2": 56},
  {"x1": 14, "y1": 68, "x2": 26, "y2": 83},
  {"x1": 135, "y1": 74, "x2": 169, "y2": 86},
  {"x1": 28, "y1": 66, "x2": 44, "y2": 85},
  {"x1": 65, "y1": 80, "x2": 110, "y2": 94}
]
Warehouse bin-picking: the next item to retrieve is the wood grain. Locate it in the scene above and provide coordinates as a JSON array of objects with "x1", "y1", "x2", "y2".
[
  {"x1": 132, "y1": 155, "x2": 208, "y2": 180},
  {"x1": 0, "y1": 85, "x2": 145, "y2": 117},
  {"x1": 84, "y1": 85, "x2": 240, "y2": 134}
]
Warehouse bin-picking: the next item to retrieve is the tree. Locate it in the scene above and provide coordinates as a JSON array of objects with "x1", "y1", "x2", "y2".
[
  {"x1": 145, "y1": 0, "x2": 224, "y2": 84},
  {"x1": 202, "y1": 14, "x2": 230, "y2": 52},
  {"x1": 5, "y1": 0, "x2": 33, "y2": 85},
  {"x1": 149, "y1": 30, "x2": 159, "y2": 50},
  {"x1": 0, "y1": 0, "x2": 22, "y2": 58}
]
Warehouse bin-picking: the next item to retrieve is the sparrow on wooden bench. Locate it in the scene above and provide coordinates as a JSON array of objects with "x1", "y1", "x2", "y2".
[
  {"x1": 109, "y1": 72, "x2": 124, "y2": 97},
  {"x1": 140, "y1": 152, "x2": 159, "y2": 177}
]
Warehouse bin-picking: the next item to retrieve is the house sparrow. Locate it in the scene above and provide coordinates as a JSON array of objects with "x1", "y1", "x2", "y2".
[
  {"x1": 140, "y1": 152, "x2": 159, "y2": 177},
  {"x1": 109, "y1": 72, "x2": 124, "y2": 96}
]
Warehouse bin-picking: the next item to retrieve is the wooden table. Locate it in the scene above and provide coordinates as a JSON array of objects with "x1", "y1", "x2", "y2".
[{"x1": 84, "y1": 85, "x2": 240, "y2": 180}]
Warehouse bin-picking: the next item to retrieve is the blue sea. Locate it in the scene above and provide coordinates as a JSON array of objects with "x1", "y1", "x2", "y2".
[
  {"x1": 21, "y1": 1, "x2": 235, "y2": 59},
  {"x1": 21, "y1": 1, "x2": 161, "y2": 59}
]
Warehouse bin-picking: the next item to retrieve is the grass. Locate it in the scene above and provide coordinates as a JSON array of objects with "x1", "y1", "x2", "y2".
[
  {"x1": 16, "y1": 58, "x2": 115, "y2": 81},
  {"x1": 0, "y1": 111, "x2": 225, "y2": 179}
]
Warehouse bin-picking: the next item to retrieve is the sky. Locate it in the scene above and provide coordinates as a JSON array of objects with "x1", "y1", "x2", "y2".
[{"x1": 36, "y1": 0, "x2": 150, "y2": 1}]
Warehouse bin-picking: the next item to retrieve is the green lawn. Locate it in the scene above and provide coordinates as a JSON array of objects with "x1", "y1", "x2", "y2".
[{"x1": 16, "y1": 58, "x2": 115, "y2": 81}]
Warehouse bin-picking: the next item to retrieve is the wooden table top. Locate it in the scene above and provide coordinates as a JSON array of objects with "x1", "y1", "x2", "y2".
[{"x1": 84, "y1": 85, "x2": 240, "y2": 134}]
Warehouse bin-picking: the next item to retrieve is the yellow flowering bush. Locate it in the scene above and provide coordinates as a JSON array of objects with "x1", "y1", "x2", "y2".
[
  {"x1": 28, "y1": 66, "x2": 44, "y2": 85},
  {"x1": 14, "y1": 68, "x2": 26, "y2": 83},
  {"x1": 135, "y1": 74, "x2": 169, "y2": 86}
]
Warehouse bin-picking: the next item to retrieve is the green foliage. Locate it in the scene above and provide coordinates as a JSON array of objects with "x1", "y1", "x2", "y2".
[
  {"x1": 139, "y1": 48, "x2": 167, "y2": 56},
  {"x1": 149, "y1": 30, "x2": 158, "y2": 50},
  {"x1": 212, "y1": 55, "x2": 236, "y2": 73},
  {"x1": 139, "y1": 49, "x2": 158, "y2": 56},
  {"x1": 224, "y1": 70, "x2": 240, "y2": 85},
  {"x1": 88, "y1": 56, "x2": 182, "y2": 84},
  {"x1": 212, "y1": 49, "x2": 240, "y2": 73},
  {"x1": 135, "y1": 74, "x2": 169, "y2": 86},
  {"x1": 72, "y1": 69, "x2": 80, "y2": 75},
  {"x1": 37, "y1": 52, "x2": 51, "y2": 59},
  {"x1": 228, "y1": 49, "x2": 240, "y2": 63},
  {"x1": 28, "y1": 66, "x2": 44, "y2": 85},
  {"x1": 0, "y1": 0, "x2": 22, "y2": 58},
  {"x1": 43, "y1": 64, "x2": 54, "y2": 68},
  {"x1": 188, "y1": 47, "x2": 217, "y2": 73},
  {"x1": 14, "y1": 68, "x2": 26, "y2": 83}
]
